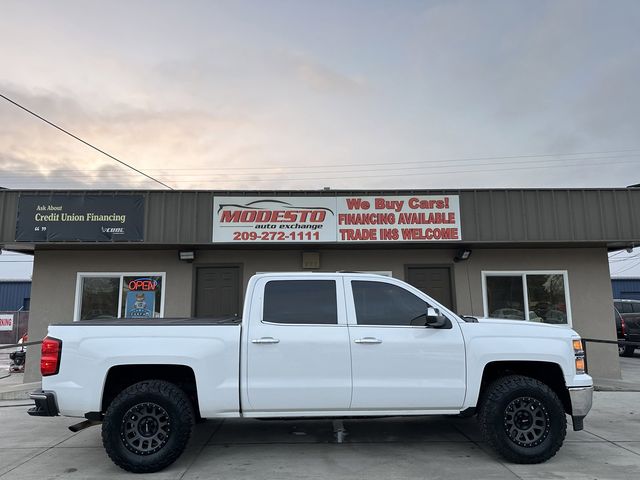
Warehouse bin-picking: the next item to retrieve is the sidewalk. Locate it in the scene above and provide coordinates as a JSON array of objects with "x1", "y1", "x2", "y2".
[
  {"x1": 595, "y1": 355, "x2": 640, "y2": 391},
  {"x1": 0, "y1": 373, "x2": 40, "y2": 401},
  {"x1": 0, "y1": 391, "x2": 638, "y2": 479}
]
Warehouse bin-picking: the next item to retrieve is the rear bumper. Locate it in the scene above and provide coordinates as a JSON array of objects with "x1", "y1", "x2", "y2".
[
  {"x1": 568, "y1": 386, "x2": 593, "y2": 431},
  {"x1": 27, "y1": 390, "x2": 59, "y2": 417}
]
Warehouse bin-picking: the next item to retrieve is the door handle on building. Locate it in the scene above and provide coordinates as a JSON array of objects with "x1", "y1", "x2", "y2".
[
  {"x1": 354, "y1": 337, "x2": 383, "y2": 344},
  {"x1": 251, "y1": 337, "x2": 280, "y2": 344}
]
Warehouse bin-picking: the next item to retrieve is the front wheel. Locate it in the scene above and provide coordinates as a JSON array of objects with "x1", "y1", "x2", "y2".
[
  {"x1": 478, "y1": 375, "x2": 566, "y2": 464},
  {"x1": 102, "y1": 380, "x2": 195, "y2": 473}
]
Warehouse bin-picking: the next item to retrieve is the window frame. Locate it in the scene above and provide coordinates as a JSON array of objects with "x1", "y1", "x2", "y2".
[
  {"x1": 260, "y1": 278, "x2": 342, "y2": 327},
  {"x1": 481, "y1": 270, "x2": 572, "y2": 327},
  {"x1": 74, "y1": 272, "x2": 166, "y2": 321}
]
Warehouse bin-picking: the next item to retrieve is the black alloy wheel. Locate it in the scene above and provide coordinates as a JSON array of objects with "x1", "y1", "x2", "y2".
[
  {"x1": 503, "y1": 396, "x2": 550, "y2": 448},
  {"x1": 121, "y1": 402, "x2": 171, "y2": 455}
]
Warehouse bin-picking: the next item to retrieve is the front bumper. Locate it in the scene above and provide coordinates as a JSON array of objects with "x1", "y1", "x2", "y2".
[
  {"x1": 27, "y1": 390, "x2": 59, "y2": 417},
  {"x1": 568, "y1": 386, "x2": 593, "y2": 431}
]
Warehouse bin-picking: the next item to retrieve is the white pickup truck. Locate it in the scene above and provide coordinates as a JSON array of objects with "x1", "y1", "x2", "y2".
[{"x1": 29, "y1": 273, "x2": 593, "y2": 473}]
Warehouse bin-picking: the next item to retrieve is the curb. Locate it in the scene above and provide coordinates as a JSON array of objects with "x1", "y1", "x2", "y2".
[
  {"x1": 0, "y1": 381, "x2": 41, "y2": 400},
  {"x1": 594, "y1": 384, "x2": 640, "y2": 392},
  {"x1": 593, "y1": 376, "x2": 640, "y2": 392}
]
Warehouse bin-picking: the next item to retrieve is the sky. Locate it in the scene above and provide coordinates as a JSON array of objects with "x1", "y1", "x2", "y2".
[{"x1": 0, "y1": 0, "x2": 639, "y2": 276}]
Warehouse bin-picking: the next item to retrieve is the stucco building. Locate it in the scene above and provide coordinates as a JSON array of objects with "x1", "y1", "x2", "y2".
[{"x1": 1, "y1": 188, "x2": 638, "y2": 381}]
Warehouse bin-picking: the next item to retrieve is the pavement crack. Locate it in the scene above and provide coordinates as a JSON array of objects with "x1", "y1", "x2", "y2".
[
  {"x1": 584, "y1": 429, "x2": 640, "y2": 457},
  {"x1": 177, "y1": 419, "x2": 225, "y2": 480},
  {"x1": 0, "y1": 432, "x2": 79, "y2": 478},
  {"x1": 450, "y1": 421, "x2": 525, "y2": 480}
]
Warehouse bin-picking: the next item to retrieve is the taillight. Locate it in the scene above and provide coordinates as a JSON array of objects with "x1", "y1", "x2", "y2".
[
  {"x1": 41, "y1": 337, "x2": 62, "y2": 376},
  {"x1": 621, "y1": 317, "x2": 626, "y2": 336}
]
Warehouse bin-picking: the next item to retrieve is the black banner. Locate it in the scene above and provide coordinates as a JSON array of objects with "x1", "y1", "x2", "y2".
[{"x1": 16, "y1": 194, "x2": 144, "y2": 242}]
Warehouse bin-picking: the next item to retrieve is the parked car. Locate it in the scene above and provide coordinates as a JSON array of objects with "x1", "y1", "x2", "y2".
[
  {"x1": 614, "y1": 299, "x2": 640, "y2": 356},
  {"x1": 29, "y1": 273, "x2": 593, "y2": 473}
]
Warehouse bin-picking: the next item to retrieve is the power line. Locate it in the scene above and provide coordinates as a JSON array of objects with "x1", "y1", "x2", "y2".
[
  {"x1": 0, "y1": 92, "x2": 174, "y2": 190},
  {"x1": 2, "y1": 150, "x2": 640, "y2": 175},
  {"x1": 2, "y1": 156, "x2": 640, "y2": 185},
  {"x1": 2, "y1": 153, "x2": 639, "y2": 179},
  {"x1": 611, "y1": 259, "x2": 640, "y2": 275},
  {"x1": 610, "y1": 254, "x2": 640, "y2": 263}
]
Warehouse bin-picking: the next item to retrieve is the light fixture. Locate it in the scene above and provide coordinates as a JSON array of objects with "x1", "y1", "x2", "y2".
[
  {"x1": 179, "y1": 251, "x2": 195, "y2": 262},
  {"x1": 302, "y1": 252, "x2": 320, "y2": 269},
  {"x1": 454, "y1": 248, "x2": 472, "y2": 262}
]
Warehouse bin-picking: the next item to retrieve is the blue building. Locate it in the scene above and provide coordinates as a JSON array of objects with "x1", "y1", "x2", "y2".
[
  {"x1": 0, "y1": 280, "x2": 31, "y2": 311},
  {"x1": 612, "y1": 278, "x2": 640, "y2": 301}
]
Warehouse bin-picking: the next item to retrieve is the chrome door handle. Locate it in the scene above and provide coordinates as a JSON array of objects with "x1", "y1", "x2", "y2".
[
  {"x1": 251, "y1": 337, "x2": 280, "y2": 344},
  {"x1": 354, "y1": 337, "x2": 383, "y2": 344}
]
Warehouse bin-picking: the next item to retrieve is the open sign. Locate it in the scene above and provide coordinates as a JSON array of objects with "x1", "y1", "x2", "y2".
[{"x1": 128, "y1": 278, "x2": 158, "y2": 291}]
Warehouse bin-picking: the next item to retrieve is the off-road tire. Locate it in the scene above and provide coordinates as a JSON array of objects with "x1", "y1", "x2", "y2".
[
  {"x1": 478, "y1": 375, "x2": 566, "y2": 464},
  {"x1": 102, "y1": 380, "x2": 195, "y2": 473}
]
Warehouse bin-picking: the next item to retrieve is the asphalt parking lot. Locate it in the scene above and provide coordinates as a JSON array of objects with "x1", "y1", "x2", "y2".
[{"x1": 0, "y1": 389, "x2": 638, "y2": 480}]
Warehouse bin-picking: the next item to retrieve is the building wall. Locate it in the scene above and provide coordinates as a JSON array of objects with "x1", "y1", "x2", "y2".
[
  {"x1": 25, "y1": 246, "x2": 619, "y2": 381},
  {"x1": 612, "y1": 278, "x2": 640, "y2": 300},
  {"x1": 4, "y1": 189, "x2": 640, "y2": 246},
  {"x1": 0, "y1": 281, "x2": 31, "y2": 311}
]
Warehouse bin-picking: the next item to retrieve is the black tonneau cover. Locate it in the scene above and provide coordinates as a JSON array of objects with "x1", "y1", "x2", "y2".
[{"x1": 53, "y1": 316, "x2": 241, "y2": 326}]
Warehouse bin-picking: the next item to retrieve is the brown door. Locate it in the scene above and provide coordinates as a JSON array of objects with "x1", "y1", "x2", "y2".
[
  {"x1": 406, "y1": 266, "x2": 454, "y2": 310},
  {"x1": 195, "y1": 267, "x2": 241, "y2": 317}
]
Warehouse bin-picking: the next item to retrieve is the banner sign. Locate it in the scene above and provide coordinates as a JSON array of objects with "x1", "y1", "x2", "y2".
[
  {"x1": 16, "y1": 194, "x2": 144, "y2": 242},
  {"x1": 0, "y1": 314, "x2": 13, "y2": 331},
  {"x1": 336, "y1": 195, "x2": 460, "y2": 242},
  {"x1": 213, "y1": 195, "x2": 461, "y2": 243}
]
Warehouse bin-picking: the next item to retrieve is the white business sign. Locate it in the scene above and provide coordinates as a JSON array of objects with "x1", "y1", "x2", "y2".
[
  {"x1": 336, "y1": 195, "x2": 461, "y2": 242},
  {"x1": 0, "y1": 314, "x2": 14, "y2": 331},
  {"x1": 213, "y1": 197, "x2": 337, "y2": 243},
  {"x1": 212, "y1": 195, "x2": 461, "y2": 243}
]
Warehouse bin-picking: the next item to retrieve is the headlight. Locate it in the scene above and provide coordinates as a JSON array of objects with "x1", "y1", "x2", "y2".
[{"x1": 573, "y1": 338, "x2": 585, "y2": 374}]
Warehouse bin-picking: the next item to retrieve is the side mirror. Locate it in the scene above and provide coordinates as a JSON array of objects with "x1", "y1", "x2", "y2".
[{"x1": 425, "y1": 307, "x2": 450, "y2": 328}]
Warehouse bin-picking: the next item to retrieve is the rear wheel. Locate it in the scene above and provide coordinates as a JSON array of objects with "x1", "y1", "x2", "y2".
[
  {"x1": 621, "y1": 345, "x2": 636, "y2": 357},
  {"x1": 102, "y1": 380, "x2": 194, "y2": 473},
  {"x1": 479, "y1": 375, "x2": 566, "y2": 464}
]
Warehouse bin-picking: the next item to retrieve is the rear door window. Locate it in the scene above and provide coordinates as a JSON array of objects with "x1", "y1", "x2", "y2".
[
  {"x1": 632, "y1": 303, "x2": 640, "y2": 314},
  {"x1": 263, "y1": 280, "x2": 338, "y2": 324}
]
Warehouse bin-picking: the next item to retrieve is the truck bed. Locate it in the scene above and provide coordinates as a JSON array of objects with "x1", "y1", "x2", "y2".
[{"x1": 44, "y1": 320, "x2": 242, "y2": 417}]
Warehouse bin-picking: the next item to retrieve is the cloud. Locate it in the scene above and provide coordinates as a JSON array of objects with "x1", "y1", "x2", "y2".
[
  {"x1": 294, "y1": 58, "x2": 365, "y2": 94},
  {"x1": 1, "y1": 1, "x2": 639, "y2": 191},
  {"x1": 0, "y1": 85, "x2": 278, "y2": 190}
]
